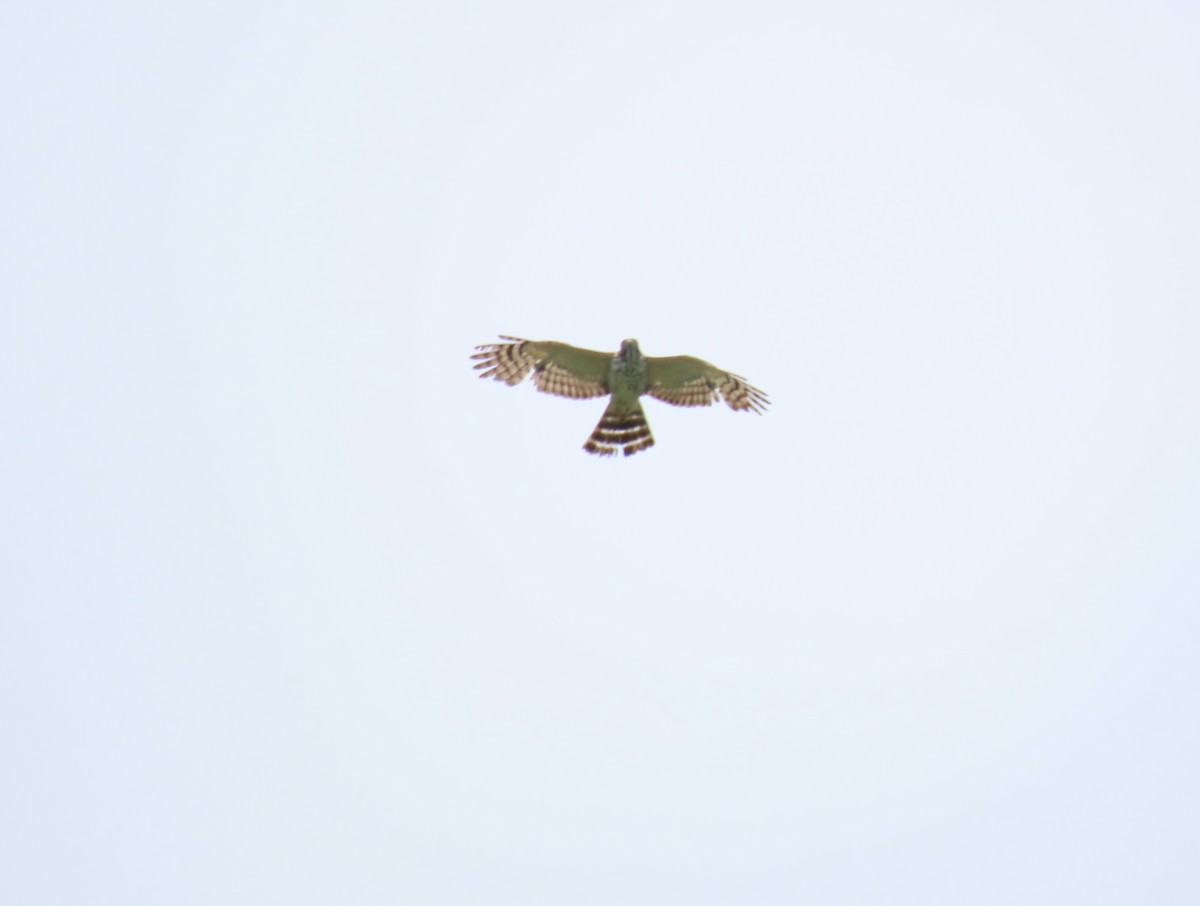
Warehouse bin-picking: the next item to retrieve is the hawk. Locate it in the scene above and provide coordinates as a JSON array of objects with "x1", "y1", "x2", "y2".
[{"x1": 471, "y1": 336, "x2": 769, "y2": 457}]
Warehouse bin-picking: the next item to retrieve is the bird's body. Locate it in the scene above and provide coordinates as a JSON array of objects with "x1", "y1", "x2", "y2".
[
  {"x1": 608, "y1": 339, "x2": 649, "y2": 400},
  {"x1": 585, "y1": 339, "x2": 654, "y2": 456},
  {"x1": 471, "y1": 336, "x2": 768, "y2": 457}
]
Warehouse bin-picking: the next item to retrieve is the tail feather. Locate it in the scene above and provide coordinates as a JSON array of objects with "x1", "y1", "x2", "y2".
[{"x1": 584, "y1": 401, "x2": 655, "y2": 457}]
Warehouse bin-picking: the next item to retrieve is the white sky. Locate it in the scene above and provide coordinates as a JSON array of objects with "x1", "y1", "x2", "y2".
[{"x1": 3, "y1": 2, "x2": 1198, "y2": 903}]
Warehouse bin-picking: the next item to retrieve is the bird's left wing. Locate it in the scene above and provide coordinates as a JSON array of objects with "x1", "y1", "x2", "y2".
[
  {"x1": 645, "y1": 355, "x2": 769, "y2": 413},
  {"x1": 471, "y1": 336, "x2": 612, "y2": 399}
]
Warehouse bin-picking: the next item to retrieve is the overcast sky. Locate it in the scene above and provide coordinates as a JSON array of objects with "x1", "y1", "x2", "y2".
[{"x1": 3, "y1": 2, "x2": 1198, "y2": 903}]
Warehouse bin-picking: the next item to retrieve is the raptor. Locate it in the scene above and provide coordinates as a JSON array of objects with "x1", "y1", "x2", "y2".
[{"x1": 471, "y1": 336, "x2": 769, "y2": 457}]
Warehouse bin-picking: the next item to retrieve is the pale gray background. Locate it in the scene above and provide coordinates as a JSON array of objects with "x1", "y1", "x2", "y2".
[{"x1": 3, "y1": 2, "x2": 1198, "y2": 903}]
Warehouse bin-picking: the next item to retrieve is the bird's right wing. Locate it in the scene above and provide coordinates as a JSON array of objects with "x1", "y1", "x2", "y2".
[{"x1": 471, "y1": 336, "x2": 612, "y2": 399}]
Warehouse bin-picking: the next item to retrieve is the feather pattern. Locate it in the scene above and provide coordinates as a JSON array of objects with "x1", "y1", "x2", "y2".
[
  {"x1": 471, "y1": 336, "x2": 609, "y2": 399},
  {"x1": 583, "y1": 401, "x2": 655, "y2": 457},
  {"x1": 645, "y1": 355, "x2": 769, "y2": 414},
  {"x1": 714, "y1": 372, "x2": 770, "y2": 414},
  {"x1": 533, "y1": 360, "x2": 609, "y2": 399}
]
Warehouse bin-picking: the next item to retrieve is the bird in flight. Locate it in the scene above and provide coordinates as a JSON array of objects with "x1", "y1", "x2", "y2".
[{"x1": 471, "y1": 336, "x2": 769, "y2": 457}]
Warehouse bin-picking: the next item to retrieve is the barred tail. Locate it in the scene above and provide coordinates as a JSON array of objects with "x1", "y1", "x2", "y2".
[{"x1": 583, "y1": 400, "x2": 655, "y2": 457}]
